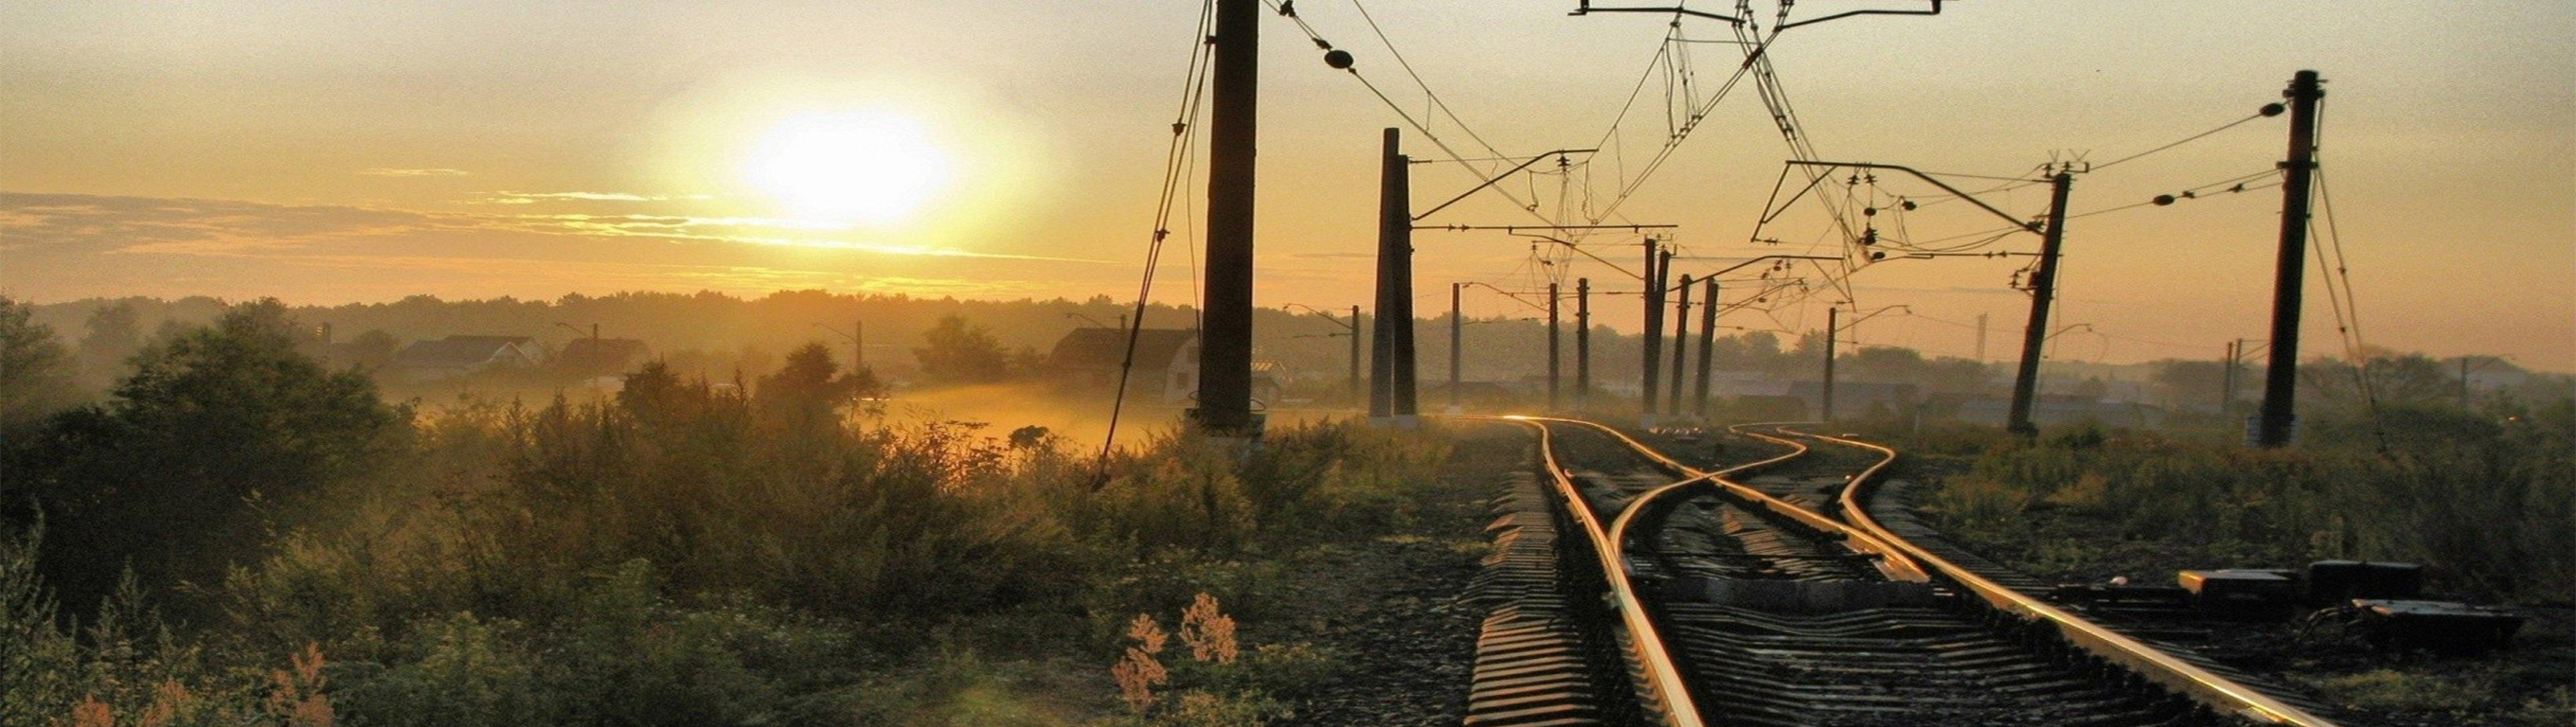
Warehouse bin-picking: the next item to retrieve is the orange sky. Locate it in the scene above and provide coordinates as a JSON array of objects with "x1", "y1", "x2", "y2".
[{"x1": 4, "y1": 1, "x2": 2570, "y2": 369}]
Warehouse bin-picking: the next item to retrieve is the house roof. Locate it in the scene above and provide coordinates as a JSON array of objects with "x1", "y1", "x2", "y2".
[
  {"x1": 563, "y1": 337, "x2": 651, "y2": 361},
  {"x1": 1048, "y1": 328, "x2": 1196, "y2": 369},
  {"x1": 394, "y1": 335, "x2": 533, "y2": 369}
]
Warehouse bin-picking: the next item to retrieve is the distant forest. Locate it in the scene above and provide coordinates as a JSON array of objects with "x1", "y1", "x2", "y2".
[{"x1": 14, "y1": 291, "x2": 2560, "y2": 419}]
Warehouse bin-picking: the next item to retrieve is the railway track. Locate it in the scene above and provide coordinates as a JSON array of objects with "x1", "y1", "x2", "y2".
[{"x1": 1461, "y1": 417, "x2": 2346, "y2": 727}]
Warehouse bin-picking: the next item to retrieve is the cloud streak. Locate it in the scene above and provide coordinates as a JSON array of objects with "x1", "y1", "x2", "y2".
[
  {"x1": 358, "y1": 168, "x2": 471, "y2": 177},
  {"x1": 0, "y1": 192, "x2": 1118, "y2": 302}
]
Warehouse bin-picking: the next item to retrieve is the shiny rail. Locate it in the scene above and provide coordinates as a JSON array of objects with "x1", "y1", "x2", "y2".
[
  {"x1": 1798, "y1": 429, "x2": 2348, "y2": 727},
  {"x1": 1489, "y1": 416, "x2": 1705, "y2": 727}
]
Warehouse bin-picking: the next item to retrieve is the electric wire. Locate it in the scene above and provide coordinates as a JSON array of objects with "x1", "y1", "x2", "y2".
[
  {"x1": 2090, "y1": 111, "x2": 2271, "y2": 171},
  {"x1": 1095, "y1": 0, "x2": 1216, "y2": 488}
]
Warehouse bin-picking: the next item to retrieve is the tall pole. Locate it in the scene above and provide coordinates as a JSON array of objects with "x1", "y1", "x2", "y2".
[
  {"x1": 2221, "y1": 340, "x2": 2238, "y2": 417},
  {"x1": 1576, "y1": 277, "x2": 1592, "y2": 411},
  {"x1": 1449, "y1": 282, "x2": 1463, "y2": 414},
  {"x1": 2007, "y1": 171, "x2": 2076, "y2": 438},
  {"x1": 2452, "y1": 355, "x2": 2473, "y2": 410},
  {"x1": 1390, "y1": 162, "x2": 1419, "y2": 427},
  {"x1": 855, "y1": 319, "x2": 867, "y2": 369},
  {"x1": 2259, "y1": 70, "x2": 2323, "y2": 449},
  {"x1": 1547, "y1": 283, "x2": 1562, "y2": 412},
  {"x1": 1693, "y1": 276, "x2": 1717, "y2": 417},
  {"x1": 1370, "y1": 129, "x2": 1403, "y2": 424},
  {"x1": 1193, "y1": 0, "x2": 1260, "y2": 434},
  {"x1": 1975, "y1": 313, "x2": 1989, "y2": 362},
  {"x1": 1669, "y1": 274, "x2": 1691, "y2": 416},
  {"x1": 1640, "y1": 239, "x2": 1664, "y2": 418},
  {"x1": 1348, "y1": 305, "x2": 1363, "y2": 404},
  {"x1": 1823, "y1": 307, "x2": 1839, "y2": 422}
]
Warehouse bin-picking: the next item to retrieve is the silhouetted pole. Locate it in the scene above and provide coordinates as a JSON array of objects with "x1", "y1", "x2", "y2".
[
  {"x1": 1547, "y1": 282, "x2": 1562, "y2": 411},
  {"x1": 1348, "y1": 305, "x2": 1363, "y2": 403},
  {"x1": 2259, "y1": 70, "x2": 2324, "y2": 448},
  {"x1": 2221, "y1": 340, "x2": 2238, "y2": 417},
  {"x1": 1823, "y1": 307, "x2": 1839, "y2": 422},
  {"x1": 1370, "y1": 128, "x2": 1418, "y2": 426},
  {"x1": 1975, "y1": 313, "x2": 1988, "y2": 362},
  {"x1": 2006, "y1": 170, "x2": 2075, "y2": 438},
  {"x1": 1640, "y1": 239, "x2": 1665, "y2": 418},
  {"x1": 1192, "y1": 0, "x2": 1260, "y2": 435},
  {"x1": 1693, "y1": 276, "x2": 1717, "y2": 417},
  {"x1": 854, "y1": 319, "x2": 866, "y2": 369},
  {"x1": 1668, "y1": 274, "x2": 1691, "y2": 416},
  {"x1": 1448, "y1": 282, "x2": 1463, "y2": 414},
  {"x1": 1576, "y1": 277, "x2": 1592, "y2": 411}
]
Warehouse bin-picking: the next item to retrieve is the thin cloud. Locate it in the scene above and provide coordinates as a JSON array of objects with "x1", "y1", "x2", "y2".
[
  {"x1": 358, "y1": 168, "x2": 471, "y2": 177},
  {"x1": 476, "y1": 191, "x2": 717, "y2": 204},
  {"x1": 0, "y1": 192, "x2": 1119, "y2": 302}
]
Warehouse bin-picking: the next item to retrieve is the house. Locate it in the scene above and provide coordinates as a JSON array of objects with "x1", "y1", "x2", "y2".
[
  {"x1": 1045, "y1": 328, "x2": 1281, "y2": 405},
  {"x1": 392, "y1": 335, "x2": 544, "y2": 381},
  {"x1": 1047, "y1": 328, "x2": 1201, "y2": 403},
  {"x1": 1787, "y1": 381, "x2": 1920, "y2": 420},
  {"x1": 1956, "y1": 395, "x2": 2168, "y2": 429},
  {"x1": 560, "y1": 337, "x2": 652, "y2": 375}
]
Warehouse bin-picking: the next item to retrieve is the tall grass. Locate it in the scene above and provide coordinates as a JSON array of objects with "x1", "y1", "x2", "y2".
[
  {"x1": 1913, "y1": 399, "x2": 2574, "y2": 603},
  {"x1": 6, "y1": 369, "x2": 1452, "y2": 724}
]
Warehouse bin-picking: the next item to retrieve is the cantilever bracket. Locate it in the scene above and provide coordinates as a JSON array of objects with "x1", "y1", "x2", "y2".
[{"x1": 1570, "y1": 1, "x2": 1945, "y2": 30}]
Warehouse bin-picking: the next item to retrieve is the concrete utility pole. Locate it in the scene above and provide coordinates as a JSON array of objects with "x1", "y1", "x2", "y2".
[
  {"x1": 1371, "y1": 128, "x2": 1420, "y2": 427},
  {"x1": 2006, "y1": 170, "x2": 2075, "y2": 438},
  {"x1": 2221, "y1": 340, "x2": 2238, "y2": 417},
  {"x1": 1823, "y1": 307, "x2": 1839, "y2": 422},
  {"x1": 1669, "y1": 274, "x2": 1691, "y2": 416},
  {"x1": 1193, "y1": 0, "x2": 1260, "y2": 435},
  {"x1": 1547, "y1": 282, "x2": 1562, "y2": 411},
  {"x1": 1448, "y1": 282, "x2": 1463, "y2": 414},
  {"x1": 1640, "y1": 239, "x2": 1664, "y2": 418},
  {"x1": 1349, "y1": 305, "x2": 1363, "y2": 402},
  {"x1": 2259, "y1": 70, "x2": 2324, "y2": 448},
  {"x1": 1576, "y1": 277, "x2": 1592, "y2": 411},
  {"x1": 1693, "y1": 276, "x2": 1718, "y2": 417},
  {"x1": 1975, "y1": 313, "x2": 1988, "y2": 362}
]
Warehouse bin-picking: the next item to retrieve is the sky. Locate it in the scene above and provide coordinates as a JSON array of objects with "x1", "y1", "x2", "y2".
[{"x1": 5, "y1": 1, "x2": 2571, "y2": 370}]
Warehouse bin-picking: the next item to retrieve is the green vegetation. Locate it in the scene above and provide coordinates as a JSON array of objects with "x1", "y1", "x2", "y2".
[
  {"x1": 0, "y1": 299, "x2": 1455, "y2": 726},
  {"x1": 1900, "y1": 397, "x2": 2574, "y2": 603}
]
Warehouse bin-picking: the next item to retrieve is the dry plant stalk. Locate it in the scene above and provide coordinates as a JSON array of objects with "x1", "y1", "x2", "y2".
[
  {"x1": 1113, "y1": 613, "x2": 1172, "y2": 713},
  {"x1": 1178, "y1": 592, "x2": 1239, "y2": 665}
]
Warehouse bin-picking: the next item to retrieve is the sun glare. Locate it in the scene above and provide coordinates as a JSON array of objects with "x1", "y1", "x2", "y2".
[{"x1": 743, "y1": 111, "x2": 954, "y2": 225}]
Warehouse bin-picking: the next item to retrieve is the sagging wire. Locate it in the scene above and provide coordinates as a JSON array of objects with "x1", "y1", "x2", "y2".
[
  {"x1": 1094, "y1": 0, "x2": 1219, "y2": 490},
  {"x1": 1265, "y1": 0, "x2": 1564, "y2": 229}
]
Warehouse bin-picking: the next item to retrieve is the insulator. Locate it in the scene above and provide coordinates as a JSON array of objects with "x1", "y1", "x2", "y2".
[
  {"x1": 1900, "y1": 200, "x2": 1918, "y2": 211},
  {"x1": 2261, "y1": 102, "x2": 2287, "y2": 117},
  {"x1": 2153, "y1": 194, "x2": 2176, "y2": 206},
  {"x1": 1323, "y1": 49, "x2": 1354, "y2": 69},
  {"x1": 1863, "y1": 206, "x2": 1878, "y2": 217}
]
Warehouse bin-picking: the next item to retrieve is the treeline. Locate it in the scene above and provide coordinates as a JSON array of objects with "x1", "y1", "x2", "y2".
[{"x1": 1, "y1": 295, "x2": 1455, "y2": 725}]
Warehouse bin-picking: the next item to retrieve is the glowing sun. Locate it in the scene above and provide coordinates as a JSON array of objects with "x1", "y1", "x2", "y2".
[{"x1": 743, "y1": 111, "x2": 954, "y2": 225}]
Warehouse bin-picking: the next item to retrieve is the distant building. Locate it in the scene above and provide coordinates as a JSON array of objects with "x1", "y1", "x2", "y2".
[
  {"x1": 1047, "y1": 328, "x2": 1201, "y2": 403},
  {"x1": 1788, "y1": 381, "x2": 1920, "y2": 419},
  {"x1": 1956, "y1": 395, "x2": 2167, "y2": 429},
  {"x1": 560, "y1": 337, "x2": 652, "y2": 375},
  {"x1": 392, "y1": 335, "x2": 543, "y2": 381},
  {"x1": 1044, "y1": 328, "x2": 1279, "y2": 405}
]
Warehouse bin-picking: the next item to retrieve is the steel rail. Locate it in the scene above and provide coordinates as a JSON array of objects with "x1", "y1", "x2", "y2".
[
  {"x1": 1546, "y1": 417, "x2": 1929, "y2": 582},
  {"x1": 1801, "y1": 429, "x2": 2349, "y2": 727},
  {"x1": 1481, "y1": 416, "x2": 1705, "y2": 727}
]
